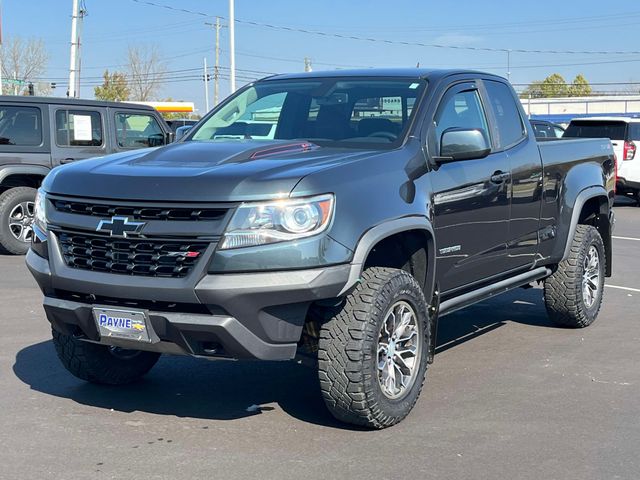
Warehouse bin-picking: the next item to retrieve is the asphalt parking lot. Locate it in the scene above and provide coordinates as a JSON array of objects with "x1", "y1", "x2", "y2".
[{"x1": 1, "y1": 200, "x2": 639, "y2": 480}]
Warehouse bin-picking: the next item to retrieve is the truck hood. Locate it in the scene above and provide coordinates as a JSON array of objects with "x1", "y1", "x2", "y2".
[{"x1": 43, "y1": 140, "x2": 378, "y2": 202}]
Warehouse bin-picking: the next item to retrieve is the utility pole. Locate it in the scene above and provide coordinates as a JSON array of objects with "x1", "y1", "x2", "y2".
[
  {"x1": 68, "y1": 0, "x2": 86, "y2": 98},
  {"x1": 229, "y1": 0, "x2": 236, "y2": 93},
  {"x1": 203, "y1": 57, "x2": 210, "y2": 112},
  {"x1": 304, "y1": 57, "x2": 312, "y2": 72},
  {"x1": 506, "y1": 50, "x2": 511, "y2": 83},
  {"x1": 205, "y1": 17, "x2": 222, "y2": 105},
  {"x1": 214, "y1": 16, "x2": 220, "y2": 105}
]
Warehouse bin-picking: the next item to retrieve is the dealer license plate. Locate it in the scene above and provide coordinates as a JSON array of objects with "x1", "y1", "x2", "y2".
[{"x1": 92, "y1": 307, "x2": 151, "y2": 343}]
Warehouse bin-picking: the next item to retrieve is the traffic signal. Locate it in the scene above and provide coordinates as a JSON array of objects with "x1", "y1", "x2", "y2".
[{"x1": 28, "y1": 83, "x2": 34, "y2": 96}]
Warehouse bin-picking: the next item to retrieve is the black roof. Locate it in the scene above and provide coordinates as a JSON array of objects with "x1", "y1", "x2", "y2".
[
  {"x1": 0, "y1": 95, "x2": 156, "y2": 111},
  {"x1": 263, "y1": 68, "x2": 497, "y2": 82}
]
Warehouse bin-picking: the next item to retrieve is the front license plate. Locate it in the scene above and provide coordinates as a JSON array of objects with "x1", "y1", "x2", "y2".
[{"x1": 93, "y1": 307, "x2": 151, "y2": 343}]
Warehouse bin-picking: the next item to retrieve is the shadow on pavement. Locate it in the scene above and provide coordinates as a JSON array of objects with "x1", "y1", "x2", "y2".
[{"x1": 13, "y1": 287, "x2": 554, "y2": 428}]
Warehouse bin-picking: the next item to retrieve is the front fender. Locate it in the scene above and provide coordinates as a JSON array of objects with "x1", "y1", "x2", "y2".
[
  {"x1": 338, "y1": 216, "x2": 437, "y2": 300},
  {"x1": 0, "y1": 164, "x2": 50, "y2": 185}
]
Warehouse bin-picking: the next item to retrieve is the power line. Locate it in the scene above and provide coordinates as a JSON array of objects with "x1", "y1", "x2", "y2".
[{"x1": 129, "y1": 0, "x2": 640, "y2": 56}]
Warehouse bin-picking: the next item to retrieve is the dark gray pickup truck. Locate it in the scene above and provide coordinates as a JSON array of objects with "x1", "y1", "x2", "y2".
[{"x1": 26, "y1": 69, "x2": 615, "y2": 428}]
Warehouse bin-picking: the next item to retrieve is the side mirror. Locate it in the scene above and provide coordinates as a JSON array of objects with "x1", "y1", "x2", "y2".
[
  {"x1": 438, "y1": 128, "x2": 491, "y2": 162},
  {"x1": 175, "y1": 125, "x2": 193, "y2": 141},
  {"x1": 165, "y1": 131, "x2": 175, "y2": 144}
]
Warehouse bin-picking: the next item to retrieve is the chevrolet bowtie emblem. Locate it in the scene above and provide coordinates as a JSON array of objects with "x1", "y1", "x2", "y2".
[{"x1": 96, "y1": 216, "x2": 145, "y2": 238}]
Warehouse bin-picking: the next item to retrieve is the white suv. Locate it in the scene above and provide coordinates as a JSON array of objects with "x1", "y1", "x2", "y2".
[{"x1": 564, "y1": 117, "x2": 640, "y2": 201}]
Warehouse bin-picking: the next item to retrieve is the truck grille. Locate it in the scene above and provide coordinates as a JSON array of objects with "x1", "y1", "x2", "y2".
[
  {"x1": 52, "y1": 199, "x2": 226, "y2": 222},
  {"x1": 57, "y1": 231, "x2": 208, "y2": 278}
]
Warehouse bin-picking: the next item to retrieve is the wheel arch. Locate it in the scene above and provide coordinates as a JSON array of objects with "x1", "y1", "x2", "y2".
[
  {"x1": 0, "y1": 166, "x2": 49, "y2": 193},
  {"x1": 561, "y1": 187, "x2": 612, "y2": 276},
  {"x1": 339, "y1": 217, "x2": 436, "y2": 300}
]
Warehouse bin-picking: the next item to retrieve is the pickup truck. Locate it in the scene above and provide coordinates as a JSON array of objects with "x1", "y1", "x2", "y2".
[{"x1": 26, "y1": 69, "x2": 616, "y2": 429}]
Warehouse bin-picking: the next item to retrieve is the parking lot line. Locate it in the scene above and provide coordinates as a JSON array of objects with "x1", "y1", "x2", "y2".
[
  {"x1": 613, "y1": 235, "x2": 640, "y2": 241},
  {"x1": 606, "y1": 284, "x2": 640, "y2": 293}
]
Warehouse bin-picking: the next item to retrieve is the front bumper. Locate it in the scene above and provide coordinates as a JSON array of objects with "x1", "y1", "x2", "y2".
[{"x1": 26, "y1": 244, "x2": 353, "y2": 360}]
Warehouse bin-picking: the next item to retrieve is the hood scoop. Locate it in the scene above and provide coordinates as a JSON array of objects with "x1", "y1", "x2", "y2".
[{"x1": 249, "y1": 142, "x2": 319, "y2": 160}]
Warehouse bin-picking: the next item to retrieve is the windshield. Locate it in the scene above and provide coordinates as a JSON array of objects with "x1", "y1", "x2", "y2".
[{"x1": 189, "y1": 77, "x2": 427, "y2": 148}]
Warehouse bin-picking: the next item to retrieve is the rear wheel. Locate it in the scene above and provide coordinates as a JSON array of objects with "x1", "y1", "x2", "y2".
[
  {"x1": 543, "y1": 224, "x2": 605, "y2": 328},
  {"x1": 318, "y1": 267, "x2": 429, "y2": 429},
  {"x1": 52, "y1": 330, "x2": 161, "y2": 385},
  {"x1": 0, "y1": 187, "x2": 37, "y2": 255}
]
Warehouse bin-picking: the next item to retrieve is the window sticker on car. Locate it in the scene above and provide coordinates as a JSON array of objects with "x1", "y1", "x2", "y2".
[{"x1": 72, "y1": 115, "x2": 93, "y2": 141}]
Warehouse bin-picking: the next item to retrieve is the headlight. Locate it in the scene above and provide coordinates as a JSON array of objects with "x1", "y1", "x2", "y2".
[
  {"x1": 34, "y1": 189, "x2": 48, "y2": 233},
  {"x1": 220, "y1": 194, "x2": 334, "y2": 250}
]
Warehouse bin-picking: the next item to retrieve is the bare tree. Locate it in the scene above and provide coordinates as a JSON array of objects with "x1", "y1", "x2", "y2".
[
  {"x1": 127, "y1": 45, "x2": 167, "y2": 101},
  {"x1": 0, "y1": 36, "x2": 49, "y2": 95}
]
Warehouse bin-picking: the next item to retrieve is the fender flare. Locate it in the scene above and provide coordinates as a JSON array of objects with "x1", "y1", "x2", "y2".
[
  {"x1": 0, "y1": 165, "x2": 50, "y2": 186},
  {"x1": 561, "y1": 185, "x2": 609, "y2": 261},
  {"x1": 338, "y1": 216, "x2": 437, "y2": 299}
]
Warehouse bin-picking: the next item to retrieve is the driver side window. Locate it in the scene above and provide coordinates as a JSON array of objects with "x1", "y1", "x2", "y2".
[{"x1": 434, "y1": 89, "x2": 490, "y2": 149}]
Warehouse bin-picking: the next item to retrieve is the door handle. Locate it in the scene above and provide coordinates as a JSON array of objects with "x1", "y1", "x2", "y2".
[
  {"x1": 490, "y1": 170, "x2": 510, "y2": 184},
  {"x1": 60, "y1": 158, "x2": 74, "y2": 164}
]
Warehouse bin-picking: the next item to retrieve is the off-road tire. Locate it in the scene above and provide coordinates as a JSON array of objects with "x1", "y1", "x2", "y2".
[
  {"x1": 318, "y1": 267, "x2": 429, "y2": 429},
  {"x1": 0, "y1": 186, "x2": 37, "y2": 255},
  {"x1": 52, "y1": 330, "x2": 161, "y2": 385},
  {"x1": 544, "y1": 224, "x2": 605, "y2": 328}
]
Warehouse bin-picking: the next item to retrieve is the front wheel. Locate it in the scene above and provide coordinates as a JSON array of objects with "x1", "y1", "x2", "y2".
[
  {"x1": 318, "y1": 267, "x2": 429, "y2": 429},
  {"x1": 543, "y1": 224, "x2": 605, "y2": 328},
  {"x1": 0, "y1": 186, "x2": 37, "y2": 255},
  {"x1": 52, "y1": 330, "x2": 161, "y2": 385}
]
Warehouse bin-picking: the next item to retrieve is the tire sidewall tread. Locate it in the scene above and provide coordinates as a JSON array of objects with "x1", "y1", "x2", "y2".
[
  {"x1": 318, "y1": 266, "x2": 430, "y2": 429},
  {"x1": 544, "y1": 224, "x2": 606, "y2": 328}
]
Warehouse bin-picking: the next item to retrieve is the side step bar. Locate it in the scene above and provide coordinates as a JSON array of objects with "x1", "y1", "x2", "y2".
[{"x1": 439, "y1": 267, "x2": 552, "y2": 317}]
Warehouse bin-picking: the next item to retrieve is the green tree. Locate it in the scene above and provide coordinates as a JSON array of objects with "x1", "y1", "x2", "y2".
[
  {"x1": 522, "y1": 80, "x2": 544, "y2": 99},
  {"x1": 568, "y1": 74, "x2": 592, "y2": 97},
  {"x1": 540, "y1": 74, "x2": 569, "y2": 97},
  {"x1": 523, "y1": 73, "x2": 569, "y2": 98},
  {"x1": 94, "y1": 70, "x2": 130, "y2": 102}
]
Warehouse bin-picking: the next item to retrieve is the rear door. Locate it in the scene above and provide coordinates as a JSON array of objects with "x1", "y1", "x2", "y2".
[
  {"x1": 483, "y1": 80, "x2": 543, "y2": 270},
  {"x1": 428, "y1": 81, "x2": 511, "y2": 294},
  {"x1": 0, "y1": 102, "x2": 51, "y2": 168},
  {"x1": 50, "y1": 106, "x2": 107, "y2": 166}
]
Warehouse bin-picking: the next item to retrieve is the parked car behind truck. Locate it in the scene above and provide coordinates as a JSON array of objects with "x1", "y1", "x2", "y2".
[
  {"x1": 0, "y1": 97, "x2": 173, "y2": 254},
  {"x1": 27, "y1": 69, "x2": 615, "y2": 428},
  {"x1": 564, "y1": 117, "x2": 640, "y2": 202}
]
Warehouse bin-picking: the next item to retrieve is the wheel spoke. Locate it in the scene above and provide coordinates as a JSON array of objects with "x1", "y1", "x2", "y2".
[
  {"x1": 393, "y1": 311, "x2": 413, "y2": 339},
  {"x1": 377, "y1": 300, "x2": 421, "y2": 400},
  {"x1": 385, "y1": 360, "x2": 397, "y2": 394}
]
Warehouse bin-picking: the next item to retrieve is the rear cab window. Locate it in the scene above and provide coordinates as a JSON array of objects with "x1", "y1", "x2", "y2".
[
  {"x1": 115, "y1": 112, "x2": 166, "y2": 149},
  {"x1": 564, "y1": 121, "x2": 628, "y2": 141},
  {"x1": 0, "y1": 106, "x2": 43, "y2": 147},
  {"x1": 483, "y1": 80, "x2": 526, "y2": 149}
]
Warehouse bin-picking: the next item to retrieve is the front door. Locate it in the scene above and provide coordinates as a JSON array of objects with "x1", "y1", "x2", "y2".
[{"x1": 428, "y1": 83, "x2": 511, "y2": 294}]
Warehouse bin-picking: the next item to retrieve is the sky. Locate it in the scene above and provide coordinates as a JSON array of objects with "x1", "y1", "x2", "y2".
[{"x1": 3, "y1": 0, "x2": 640, "y2": 114}]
